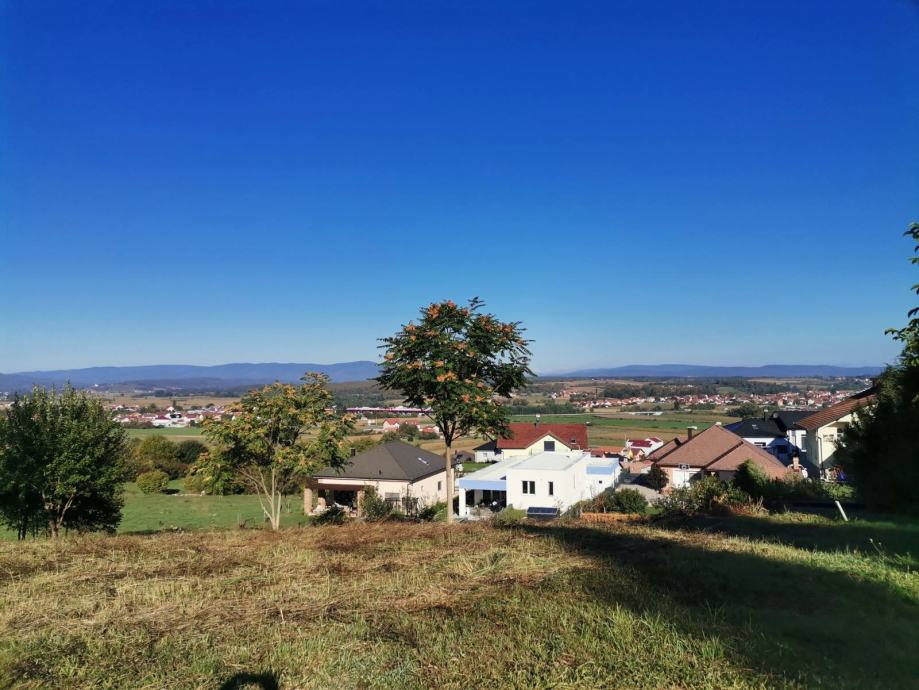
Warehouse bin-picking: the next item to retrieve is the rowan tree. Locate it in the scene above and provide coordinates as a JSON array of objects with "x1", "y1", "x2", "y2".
[{"x1": 378, "y1": 298, "x2": 531, "y2": 523}]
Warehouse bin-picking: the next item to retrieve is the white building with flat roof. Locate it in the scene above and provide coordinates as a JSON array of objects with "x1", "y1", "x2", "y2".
[{"x1": 458, "y1": 449, "x2": 620, "y2": 517}]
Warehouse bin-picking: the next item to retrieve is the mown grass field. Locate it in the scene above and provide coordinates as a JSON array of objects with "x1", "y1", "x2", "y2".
[{"x1": 1, "y1": 513, "x2": 916, "y2": 689}]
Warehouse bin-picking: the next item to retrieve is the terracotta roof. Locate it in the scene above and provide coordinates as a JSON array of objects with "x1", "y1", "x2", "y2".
[
  {"x1": 495, "y1": 423, "x2": 588, "y2": 450},
  {"x1": 797, "y1": 388, "x2": 877, "y2": 431},
  {"x1": 650, "y1": 425, "x2": 787, "y2": 478}
]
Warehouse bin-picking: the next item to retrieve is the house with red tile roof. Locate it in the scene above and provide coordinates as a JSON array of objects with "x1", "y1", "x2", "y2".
[
  {"x1": 647, "y1": 424, "x2": 788, "y2": 489},
  {"x1": 474, "y1": 422, "x2": 589, "y2": 462},
  {"x1": 798, "y1": 388, "x2": 876, "y2": 472}
]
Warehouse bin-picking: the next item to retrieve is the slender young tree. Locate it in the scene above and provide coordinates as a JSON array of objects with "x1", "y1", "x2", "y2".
[
  {"x1": 378, "y1": 298, "x2": 532, "y2": 523},
  {"x1": 203, "y1": 373, "x2": 353, "y2": 530},
  {"x1": 0, "y1": 385, "x2": 126, "y2": 538}
]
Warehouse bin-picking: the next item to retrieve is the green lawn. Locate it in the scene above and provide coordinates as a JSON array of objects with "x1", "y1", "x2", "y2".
[
  {"x1": 1, "y1": 513, "x2": 916, "y2": 689},
  {"x1": 118, "y1": 480, "x2": 303, "y2": 533}
]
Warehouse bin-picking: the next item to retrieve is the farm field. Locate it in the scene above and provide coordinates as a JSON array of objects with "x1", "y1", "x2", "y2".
[
  {"x1": 511, "y1": 411, "x2": 737, "y2": 447},
  {"x1": 126, "y1": 427, "x2": 206, "y2": 442},
  {"x1": 1, "y1": 513, "x2": 916, "y2": 689}
]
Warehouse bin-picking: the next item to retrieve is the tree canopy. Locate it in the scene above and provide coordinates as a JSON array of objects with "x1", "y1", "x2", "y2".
[
  {"x1": 0, "y1": 385, "x2": 126, "y2": 538},
  {"x1": 838, "y1": 223, "x2": 919, "y2": 512},
  {"x1": 202, "y1": 373, "x2": 353, "y2": 529},
  {"x1": 377, "y1": 298, "x2": 532, "y2": 522}
]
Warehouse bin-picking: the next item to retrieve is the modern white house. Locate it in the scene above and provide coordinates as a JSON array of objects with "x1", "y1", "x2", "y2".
[{"x1": 458, "y1": 448, "x2": 620, "y2": 517}]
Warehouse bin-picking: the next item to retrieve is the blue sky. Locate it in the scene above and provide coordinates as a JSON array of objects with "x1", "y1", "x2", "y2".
[{"x1": 1, "y1": 0, "x2": 917, "y2": 374}]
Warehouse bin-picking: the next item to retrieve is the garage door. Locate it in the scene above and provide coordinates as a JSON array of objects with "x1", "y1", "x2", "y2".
[{"x1": 672, "y1": 469, "x2": 693, "y2": 488}]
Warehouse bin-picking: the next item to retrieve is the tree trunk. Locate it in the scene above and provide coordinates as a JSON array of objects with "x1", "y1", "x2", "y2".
[{"x1": 445, "y1": 443, "x2": 454, "y2": 525}]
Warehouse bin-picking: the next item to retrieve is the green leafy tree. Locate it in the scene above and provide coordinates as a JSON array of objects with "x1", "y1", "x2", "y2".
[
  {"x1": 175, "y1": 439, "x2": 208, "y2": 466},
  {"x1": 378, "y1": 298, "x2": 532, "y2": 523},
  {"x1": 131, "y1": 435, "x2": 185, "y2": 479},
  {"x1": 646, "y1": 465, "x2": 668, "y2": 491},
  {"x1": 203, "y1": 373, "x2": 353, "y2": 530},
  {"x1": 397, "y1": 423, "x2": 419, "y2": 440},
  {"x1": 0, "y1": 385, "x2": 126, "y2": 538},
  {"x1": 726, "y1": 402, "x2": 762, "y2": 419},
  {"x1": 838, "y1": 223, "x2": 919, "y2": 511}
]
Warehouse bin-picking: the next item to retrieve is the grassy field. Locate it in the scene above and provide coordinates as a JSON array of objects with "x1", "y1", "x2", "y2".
[
  {"x1": 117, "y1": 481, "x2": 305, "y2": 534},
  {"x1": 1, "y1": 513, "x2": 916, "y2": 689},
  {"x1": 126, "y1": 427, "x2": 207, "y2": 442}
]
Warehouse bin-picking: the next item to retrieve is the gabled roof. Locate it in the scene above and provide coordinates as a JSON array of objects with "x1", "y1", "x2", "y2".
[
  {"x1": 797, "y1": 388, "x2": 877, "y2": 431},
  {"x1": 313, "y1": 441, "x2": 450, "y2": 482},
  {"x1": 724, "y1": 418, "x2": 786, "y2": 438},
  {"x1": 495, "y1": 423, "x2": 588, "y2": 450},
  {"x1": 649, "y1": 425, "x2": 787, "y2": 478}
]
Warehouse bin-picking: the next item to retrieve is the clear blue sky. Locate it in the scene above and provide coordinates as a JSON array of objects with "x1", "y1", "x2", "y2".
[{"x1": 1, "y1": 1, "x2": 917, "y2": 374}]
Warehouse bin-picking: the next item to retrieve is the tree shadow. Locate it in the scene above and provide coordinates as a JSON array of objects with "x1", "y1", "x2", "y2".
[
  {"x1": 217, "y1": 671, "x2": 280, "y2": 690},
  {"x1": 519, "y1": 521, "x2": 918, "y2": 689},
  {"x1": 650, "y1": 513, "x2": 919, "y2": 567}
]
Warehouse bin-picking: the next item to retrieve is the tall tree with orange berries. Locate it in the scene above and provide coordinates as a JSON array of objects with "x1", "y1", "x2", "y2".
[{"x1": 377, "y1": 298, "x2": 532, "y2": 522}]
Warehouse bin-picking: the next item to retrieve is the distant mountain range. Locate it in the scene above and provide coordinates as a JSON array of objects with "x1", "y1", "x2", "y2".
[
  {"x1": 0, "y1": 361, "x2": 381, "y2": 392},
  {"x1": 0, "y1": 361, "x2": 884, "y2": 394},
  {"x1": 556, "y1": 364, "x2": 884, "y2": 378}
]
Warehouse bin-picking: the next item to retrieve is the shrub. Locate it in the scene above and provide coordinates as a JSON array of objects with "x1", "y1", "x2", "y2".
[
  {"x1": 612, "y1": 488, "x2": 648, "y2": 514},
  {"x1": 492, "y1": 507, "x2": 526, "y2": 527},
  {"x1": 136, "y1": 470, "x2": 170, "y2": 494},
  {"x1": 417, "y1": 501, "x2": 446, "y2": 522},
  {"x1": 360, "y1": 486, "x2": 393, "y2": 521},
  {"x1": 733, "y1": 460, "x2": 770, "y2": 498},
  {"x1": 646, "y1": 465, "x2": 668, "y2": 491},
  {"x1": 419, "y1": 431, "x2": 439, "y2": 440},
  {"x1": 313, "y1": 505, "x2": 347, "y2": 525},
  {"x1": 183, "y1": 472, "x2": 206, "y2": 494},
  {"x1": 658, "y1": 475, "x2": 748, "y2": 516}
]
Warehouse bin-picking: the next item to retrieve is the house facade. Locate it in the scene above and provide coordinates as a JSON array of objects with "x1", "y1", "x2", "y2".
[
  {"x1": 724, "y1": 411, "x2": 810, "y2": 464},
  {"x1": 473, "y1": 422, "x2": 589, "y2": 463},
  {"x1": 797, "y1": 388, "x2": 876, "y2": 472},
  {"x1": 307, "y1": 441, "x2": 457, "y2": 515},
  {"x1": 647, "y1": 424, "x2": 788, "y2": 489},
  {"x1": 458, "y1": 448, "x2": 620, "y2": 516}
]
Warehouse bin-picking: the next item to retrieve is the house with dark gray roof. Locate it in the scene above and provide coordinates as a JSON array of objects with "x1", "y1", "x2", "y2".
[
  {"x1": 305, "y1": 441, "x2": 457, "y2": 515},
  {"x1": 725, "y1": 411, "x2": 810, "y2": 466}
]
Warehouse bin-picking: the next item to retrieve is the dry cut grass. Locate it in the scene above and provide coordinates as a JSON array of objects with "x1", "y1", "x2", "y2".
[{"x1": 1, "y1": 517, "x2": 917, "y2": 689}]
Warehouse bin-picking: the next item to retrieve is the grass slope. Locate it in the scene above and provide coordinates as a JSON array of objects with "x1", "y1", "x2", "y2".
[{"x1": 1, "y1": 515, "x2": 916, "y2": 689}]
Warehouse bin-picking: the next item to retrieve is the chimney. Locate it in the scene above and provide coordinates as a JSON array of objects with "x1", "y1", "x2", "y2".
[
  {"x1": 534, "y1": 414, "x2": 541, "y2": 427},
  {"x1": 687, "y1": 426, "x2": 698, "y2": 440}
]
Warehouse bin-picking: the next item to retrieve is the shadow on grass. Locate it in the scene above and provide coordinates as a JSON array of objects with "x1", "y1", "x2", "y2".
[
  {"x1": 520, "y1": 521, "x2": 918, "y2": 690},
  {"x1": 217, "y1": 670, "x2": 279, "y2": 690},
  {"x1": 650, "y1": 512, "x2": 919, "y2": 567}
]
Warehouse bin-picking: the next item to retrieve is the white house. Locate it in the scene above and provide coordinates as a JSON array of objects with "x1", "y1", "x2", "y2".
[
  {"x1": 473, "y1": 422, "x2": 589, "y2": 463},
  {"x1": 797, "y1": 388, "x2": 876, "y2": 472},
  {"x1": 307, "y1": 441, "x2": 458, "y2": 515},
  {"x1": 458, "y1": 448, "x2": 620, "y2": 517}
]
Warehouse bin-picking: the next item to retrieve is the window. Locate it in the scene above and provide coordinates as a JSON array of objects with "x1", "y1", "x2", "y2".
[
  {"x1": 548, "y1": 481, "x2": 554, "y2": 496},
  {"x1": 544, "y1": 440, "x2": 556, "y2": 452},
  {"x1": 437, "y1": 481, "x2": 442, "y2": 491},
  {"x1": 522, "y1": 480, "x2": 535, "y2": 494}
]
